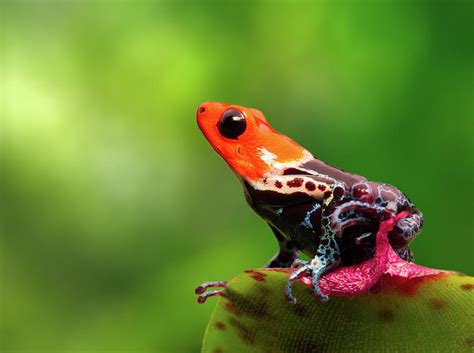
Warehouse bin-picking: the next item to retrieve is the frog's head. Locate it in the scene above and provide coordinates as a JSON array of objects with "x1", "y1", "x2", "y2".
[{"x1": 197, "y1": 102, "x2": 308, "y2": 181}]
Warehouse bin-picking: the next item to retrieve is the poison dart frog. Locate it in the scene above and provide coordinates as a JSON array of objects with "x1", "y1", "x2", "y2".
[{"x1": 195, "y1": 102, "x2": 423, "y2": 304}]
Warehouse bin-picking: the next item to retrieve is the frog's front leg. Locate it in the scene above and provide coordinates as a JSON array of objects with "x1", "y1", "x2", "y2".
[
  {"x1": 265, "y1": 225, "x2": 299, "y2": 268},
  {"x1": 285, "y1": 222, "x2": 340, "y2": 304}
]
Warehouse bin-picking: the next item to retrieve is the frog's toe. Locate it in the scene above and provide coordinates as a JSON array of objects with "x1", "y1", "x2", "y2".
[
  {"x1": 195, "y1": 281, "x2": 228, "y2": 304},
  {"x1": 285, "y1": 265, "x2": 330, "y2": 304},
  {"x1": 284, "y1": 265, "x2": 310, "y2": 304},
  {"x1": 311, "y1": 281, "x2": 329, "y2": 302},
  {"x1": 291, "y1": 258, "x2": 309, "y2": 268},
  {"x1": 311, "y1": 264, "x2": 329, "y2": 302},
  {"x1": 284, "y1": 282, "x2": 297, "y2": 305}
]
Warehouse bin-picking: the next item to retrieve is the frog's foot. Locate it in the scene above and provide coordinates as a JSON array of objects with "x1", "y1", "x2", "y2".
[
  {"x1": 391, "y1": 213, "x2": 423, "y2": 247},
  {"x1": 285, "y1": 258, "x2": 328, "y2": 304},
  {"x1": 195, "y1": 281, "x2": 228, "y2": 304}
]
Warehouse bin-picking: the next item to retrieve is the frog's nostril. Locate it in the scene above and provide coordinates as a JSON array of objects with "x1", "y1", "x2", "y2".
[{"x1": 199, "y1": 106, "x2": 205, "y2": 114}]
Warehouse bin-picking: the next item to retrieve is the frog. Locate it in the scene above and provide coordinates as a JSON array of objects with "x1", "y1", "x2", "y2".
[{"x1": 195, "y1": 102, "x2": 423, "y2": 304}]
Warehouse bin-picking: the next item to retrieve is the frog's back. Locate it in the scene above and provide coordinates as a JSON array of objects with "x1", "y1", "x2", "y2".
[{"x1": 298, "y1": 157, "x2": 366, "y2": 188}]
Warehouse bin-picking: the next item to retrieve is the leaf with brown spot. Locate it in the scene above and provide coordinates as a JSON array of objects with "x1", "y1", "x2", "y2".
[
  {"x1": 200, "y1": 216, "x2": 473, "y2": 352},
  {"x1": 202, "y1": 270, "x2": 474, "y2": 353}
]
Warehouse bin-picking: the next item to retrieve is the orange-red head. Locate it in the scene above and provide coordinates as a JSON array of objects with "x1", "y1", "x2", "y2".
[{"x1": 196, "y1": 102, "x2": 309, "y2": 181}]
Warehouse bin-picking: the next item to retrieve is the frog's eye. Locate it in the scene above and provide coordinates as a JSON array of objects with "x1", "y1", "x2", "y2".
[{"x1": 217, "y1": 109, "x2": 247, "y2": 140}]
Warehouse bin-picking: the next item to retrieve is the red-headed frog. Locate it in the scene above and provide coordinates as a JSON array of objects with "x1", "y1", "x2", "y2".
[{"x1": 195, "y1": 102, "x2": 423, "y2": 304}]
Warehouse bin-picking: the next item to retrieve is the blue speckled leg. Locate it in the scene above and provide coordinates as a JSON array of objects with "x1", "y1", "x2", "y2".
[
  {"x1": 285, "y1": 265, "x2": 310, "y2": 304},
  {"x1": 285, "y1": 217, "x2": 340, "y2": 304},
  {"x1": 310, "y1": 220, "x2": 341, "y2": 301}
]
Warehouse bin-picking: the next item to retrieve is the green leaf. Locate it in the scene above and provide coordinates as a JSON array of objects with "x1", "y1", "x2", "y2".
[{"x1": 202, "y1": 270, "x2": 474, "y2": 353}]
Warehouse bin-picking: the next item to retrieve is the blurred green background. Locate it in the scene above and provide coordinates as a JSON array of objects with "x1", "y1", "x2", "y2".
[{"x1": 2, "y1": 1, "x2": 473, "y2": 352}]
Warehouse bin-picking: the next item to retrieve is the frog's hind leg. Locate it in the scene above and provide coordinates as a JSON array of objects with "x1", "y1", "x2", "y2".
[
  {"x1": 289, "y1": 202, "x2": 386, "y2": 303},
  {"x1": 285, "y1": 220, "x2": 340, "y2": 303},
  {"x1": 264, "y1": 224, "x2": 298, "y2": 268},
  {"x1": 330, "y1": 201, "x2": 390, "y2": 239},
  {"x1": 390, "y1": 212, "x2": 423, "y2": 258}
]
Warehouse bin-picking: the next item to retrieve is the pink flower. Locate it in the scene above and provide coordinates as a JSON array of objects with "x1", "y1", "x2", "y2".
[{"x1": 293, "y1": 212, "x2": 448, "y2": 297}]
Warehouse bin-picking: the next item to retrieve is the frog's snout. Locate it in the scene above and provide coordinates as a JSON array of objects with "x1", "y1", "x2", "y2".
[
  {"x1": 196, "y1": 103, "x2": 210, "y2": 132},
  {"x1": 196, "y1": 102, "x2": 212, "y2": 126},
  {"x1": 197, "y1": 102, "x2": 228, "y2": 120}
]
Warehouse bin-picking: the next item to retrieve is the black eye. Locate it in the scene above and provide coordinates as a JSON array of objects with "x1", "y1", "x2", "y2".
[{"x1": 217, "y1": 109, "x2": 247, "y2": 140}]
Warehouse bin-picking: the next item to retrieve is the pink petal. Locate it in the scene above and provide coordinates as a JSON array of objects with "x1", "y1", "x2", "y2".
[{"x1": 302, "y1": 212, "x2": 447, "y2": 297}]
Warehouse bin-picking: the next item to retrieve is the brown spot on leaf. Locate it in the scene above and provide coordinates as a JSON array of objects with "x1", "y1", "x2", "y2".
[
  {"x1": 213, "y1": 348, "x2": 224, "y2": 353},
  {"x1": 252, "y1": 272, "x2": 267, "y2": 282},
  {"x1": 466, "y1": 336, "x2": 474, "y2": 348},
  {"x1": 378, "y1": 308, "x2": 395, "y2": 322},
  {"x1": 214, "y1": 321, "x2": 226, "y2": 330},
  {"x1": 380, "y1": 273, "x2": 446, "y2": 297},
  {"x1": 461, "y1": 283, "x2": 474, "y2": 291},
  {"x1": 229, "y1": 318, "x2": 255, "y2": 345},
  {"x1": 292, "y1": 304, "x2": 310, "y2": 317},
  {"x1": 224, "y1": 288, "x2": 269, "y2": 319},
  {"x1": 223, "y1": 301, "x2": 240, "y2": 316},
  {"x1": 244, "y1": 269, "x2": 267, "y2": 282},
  {"x1": 429, "y1": 298, "x2": 446, "y2": 310}
]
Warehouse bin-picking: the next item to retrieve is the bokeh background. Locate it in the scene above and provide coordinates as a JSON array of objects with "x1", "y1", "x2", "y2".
[{"x1": 2, "y1": 1, "x2": 473, "y2": 352}]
